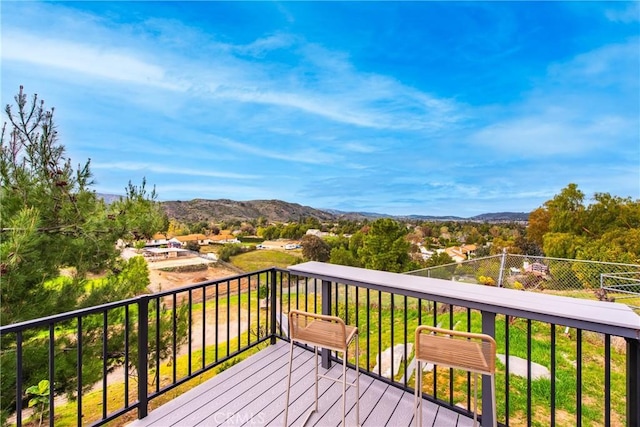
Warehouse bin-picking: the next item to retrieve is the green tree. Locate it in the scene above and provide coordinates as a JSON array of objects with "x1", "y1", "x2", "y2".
[
  {"x1": 424, "y1": 251, "x2": 454, "y2": 268},
  {"x1": 357, "y1": 218, "x2": 411, "y2": 272},
  {"x1": 301, "y1": 235, "x2": 331, "y2": 262},
  {"x1": 533, "y1": 184, "x2": 640, "y2": 264},
  {"x1": 329, "y1": 247, "x2": 361, "y2": 267},
  {"x1": 543, "y1": 232, "x2": 586, "y2": 259},
  {"x1": 0, "y1": 87, "x2": 180, "y2": 418},
  {"x1": 259, "y1": 224, "x2": 281, "y2": 240},
  {"x1": 546, "y1": 183, "x2": 586, "y2": 234},
  {"x1": 280, "y1": 223, "x2": 305, "y2": 239},
  {"x1": 348, "y1": 231, "x2": 365, "y2": 256},
  {"x1": 527, "y1": 207, "x2": 550, "y2": 248},
  {"x1": 218, "y1": 243, "x2": 245, "y2": 261}
]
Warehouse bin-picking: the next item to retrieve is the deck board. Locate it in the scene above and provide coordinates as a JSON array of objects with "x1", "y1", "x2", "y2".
[{"x1": 128, "y1": 341, "x2": 474, "y2": 427}]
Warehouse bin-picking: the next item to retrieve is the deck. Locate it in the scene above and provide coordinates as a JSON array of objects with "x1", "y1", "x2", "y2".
[{"x1": 128, "y1": 340, "x2": 475, "y2": 426}]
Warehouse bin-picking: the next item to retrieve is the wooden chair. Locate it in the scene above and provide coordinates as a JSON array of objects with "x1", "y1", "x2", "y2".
[
  {"x1": 414, "y1": 325, "x2": 496, "y2": 427},
  {"x1": 284, "y1": 309, "x2": 359, "y2": 426}
]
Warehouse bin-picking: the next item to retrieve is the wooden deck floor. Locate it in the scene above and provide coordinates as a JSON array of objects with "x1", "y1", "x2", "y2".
[{"x1": 128, "y1": 340, "x2": 474, "y2": 427}]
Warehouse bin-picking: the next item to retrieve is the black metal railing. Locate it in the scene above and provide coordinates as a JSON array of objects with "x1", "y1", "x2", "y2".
[
  {"x1": 2, "y1": 263, "x2": 639, "y2": 426},
  {"x1": 0, "y1": 267, "x2": 292, "y2": 426},
  {"x1": 287, "y1": 262, "x2": 640, "y2": 427}
]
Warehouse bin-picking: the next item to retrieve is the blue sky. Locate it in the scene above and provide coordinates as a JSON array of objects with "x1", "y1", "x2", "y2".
[{"x1": 2, "y1": 1, "x2": 639, "y2": 217}]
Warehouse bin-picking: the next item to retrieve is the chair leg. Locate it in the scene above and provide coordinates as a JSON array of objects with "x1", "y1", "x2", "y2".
[
  {"x1": 356, "y1": 336, "x2": 360, "y2": 427},
  {"x1": 284, "y1": 339, "x2": 295, "y2": 427},
  {"x1": 314, "y1": 346, "x2": 319, "y2": 413},
  {"x1": 414, "y1": 361, "x2": 421, "y2": 427},
  {"x1": 342, "y1": 347, "x2": 347, "y2": 427},
  {"x1": 473, "y1": 373, "x2": 478, "y2": 427}
]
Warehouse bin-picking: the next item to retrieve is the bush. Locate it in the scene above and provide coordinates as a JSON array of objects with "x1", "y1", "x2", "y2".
[
  {"x1": 160, "y1": 264, "x2": 208, "y2": 273},
  {"x1": 219, "y1": 244, "x2": 246, "y2": 261},
  {"x1": 478, "y1": 275, "x2": 496, "y2": 286}
]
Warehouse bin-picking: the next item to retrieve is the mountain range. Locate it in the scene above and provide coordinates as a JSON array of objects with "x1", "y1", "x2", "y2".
[{"x1": 158, "y1": 198, "x2": 530, "y2": 224}]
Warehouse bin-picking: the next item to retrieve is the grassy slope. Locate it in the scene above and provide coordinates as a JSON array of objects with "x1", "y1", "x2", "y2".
[{"x1": 230, "y1": 250, "x2": 301, "y2": 272}]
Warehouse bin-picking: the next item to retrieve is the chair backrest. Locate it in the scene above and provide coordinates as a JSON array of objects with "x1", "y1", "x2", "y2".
[
  {"x1": 415, "y1": 325, "x2": 496, "y2": 375},
  {"x1": 288, "y1": 310, "x2": 349, "y2": 352}
]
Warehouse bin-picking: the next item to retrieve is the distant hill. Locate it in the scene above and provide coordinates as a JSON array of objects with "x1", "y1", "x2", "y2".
[
  {"x1": 160, "y1": 198, "x2": 529, "y2": 224},
  {"x1": 469, "y1": 212, "x2": 530, "y2": 222},
  {"x1": 161, "y1": 199, "x2": 335, "y2": 223},
  {"x1": 96, "y1": 193, "x2": 122, "y2": 205}
]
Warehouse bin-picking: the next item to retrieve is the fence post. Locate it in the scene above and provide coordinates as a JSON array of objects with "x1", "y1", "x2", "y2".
[
  {"x1": 627, "y1": 338, "x2": 640, "y2": 426},
  {"x1": 137, "y1": 296, "x2": 149, "y2": 420},
  {"x1": 497, "y1": 249, "x2": 507, "y2": 287},
  {"x1": 481, "y1": 310, "x2": 496, "y2": 427},
  {"x1": 270, "y1": 269, "x2": 277, "y2": 345},
  {"x1": 321, "y1": 279, "x2": 332, "y2": 368}
]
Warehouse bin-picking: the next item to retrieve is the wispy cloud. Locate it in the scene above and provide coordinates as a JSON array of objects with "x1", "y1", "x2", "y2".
[
  {"x1": 1, "y1": 1, "x2": 637, "y2": 216},
  {"x1": 92, "y1": 162, "x2": 260, "y2": 180},
  {"x1": 469, "y1": 38, "x2": 638, "y2": 156},
  {"x1": 2, "y1": 31, "x2": 186, "y2": 91},
  {"x1": 605, "y1": 3, "x2": 640, "y2": 23}
]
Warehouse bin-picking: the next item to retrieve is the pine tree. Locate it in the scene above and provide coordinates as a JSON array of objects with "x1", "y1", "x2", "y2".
[{"x1": 0, "y1": 86, "x2": 180, "y2": 419}]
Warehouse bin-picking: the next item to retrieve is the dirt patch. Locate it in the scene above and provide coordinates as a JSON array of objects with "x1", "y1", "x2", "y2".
[{"x1": 148, "y1": 264, "x2": 241, "y2": 294}]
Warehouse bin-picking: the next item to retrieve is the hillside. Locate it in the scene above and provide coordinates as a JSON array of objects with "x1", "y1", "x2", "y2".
[
  {"x1": 159, "y1": 198, "x2": 529, "y2": 224},
  {"x1": 161, "y1": 199, "x2": 335, "y2": 223}
]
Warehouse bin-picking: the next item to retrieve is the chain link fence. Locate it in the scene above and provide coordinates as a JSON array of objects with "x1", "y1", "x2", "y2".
[{"x1": 407, "y1": 253, "x2": 640, "y2": 309}]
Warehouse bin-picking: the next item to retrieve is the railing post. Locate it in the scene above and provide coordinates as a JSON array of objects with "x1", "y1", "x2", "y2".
[
  {"x1": 497, "y1": 248, "x2": 507, "y2": 288},
  {"x1": 627, "y1": 338, "x2": 640, "y2": 427},
  {"x1": 321, "y1": 279, "x2": 332, "y2": 368},
  {"x1": 137, "y1": 296, "x2": 149, "y2": 420},
  {"x1": 482, "y1": 310, "x2": 496, "y2": 427},
  {"x1": 270, "y1": 269, "x2": 277, "y2": 345}
]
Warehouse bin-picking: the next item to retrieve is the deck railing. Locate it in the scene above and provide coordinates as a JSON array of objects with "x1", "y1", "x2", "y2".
[
  {"x1": 287, "y1": 262, "x2": 640, "y2": 427},
  {"x1": 1, "y1": 262, "x2": 639, "y2": 426},
  {"x1": 0, "y1": 268, "x2": 285, "y2": 426}
]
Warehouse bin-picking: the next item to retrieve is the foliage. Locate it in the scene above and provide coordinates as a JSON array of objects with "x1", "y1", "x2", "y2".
[
  {"x1": 279, "y1": 223, "x2": 307, "y2": 239},
  {"x1": 424, "y1": 251, "x2": 454, "y2": 268},
  {"x1": 329, "y1": 247, "x2": 361, "y2": 267},
  {"x1": 357, "y1": 218, "x2": 413, "y2": 272},
  {"x1": 167, "y1": 219, "x2": 190, "y2": 236},
  {"x1": 185, "y1": 241, "x2": 200, "y2": 252},
  {"x1": 300, "y1": 235, "x2": 330, "y2": 262},
  {"x1": 536, "y1": 184, "x2": 639, "y2": 265},
  {"x1": 546, "y1": 183, "x2": 586, "y2": 234},
  {"x1": 218, "y1": 243, "x2": 247, "y2": 261},
  {"x1": 0, "y1": 87, "x2": 176, "y2": 417},
  {"x1": 110, "y1": 179, "x2": 168, "y2": 242},
  {"x1": 526, "y1": 207, "x2": 550, "y2": 248},
  {"x1": 26, "y1": 380, "x2": 49, "y2": 427},
  {"x1": 477, "y1": 275, "x2": 496, "y2": 286},
  {"x1": 0, "y1": 86, "x2": 166, "y2": 323},
  {"x1": 514, "y1": 235, "x2": 543, "y2": 256},
  {"x1": 490, "y1": 237, "x2": 518, "y2": 255}
]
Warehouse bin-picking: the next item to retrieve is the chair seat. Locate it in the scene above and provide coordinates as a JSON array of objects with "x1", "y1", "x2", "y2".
[{"x1": 293, "y1": 320, "x2": 357, "y2": 352}]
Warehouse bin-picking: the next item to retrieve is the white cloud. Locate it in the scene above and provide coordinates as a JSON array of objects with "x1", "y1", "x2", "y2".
[
  {"x1": 218, "y1": 138, "x2": 342, "y2": 165},
  {"x1": 235, "y1": 34, "x2": 296, "y2": 57},
  {"x1": 605, "y1": 3, "x2": 640, "y2": 23},
  {"x1": 547, "y1": 38, "x2": 640, "y2": 88},
  {"x1": 470, "y1": 114, "x2": 635, "y2": 155},
  {"x1": 2, "y1": 32, "x2": 187, "y2": 91},
  {"x1": 92, "y1": 162, "x2": 259, "y2": 180},
  {"x1": 470, "y1": 39, "x2": 639, "y2": 155}
]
